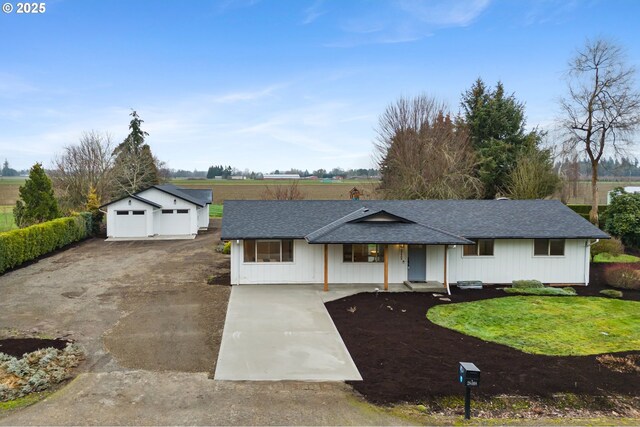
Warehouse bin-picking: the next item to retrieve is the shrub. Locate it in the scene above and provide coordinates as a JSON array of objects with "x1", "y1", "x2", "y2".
[
  {"x1": 603, "y1": 265, "x2": 640, "y2": 290},
  {"x1": 504, "y1": 287, "x2": 576, "y2": 296},
  {"x1": 0, "y1": 214, "x2": 92, "y2": 274},
  {"x1": 605, "y1": 189, "x2": 640, "y2": 248},
  {"x1": 591, "y1": 238, "x2": 624, "y2": 259},
  {"x1": 223, "y1": 241, "x2": 231, "y2": 254},
  {"x1": 599, "y1": 289, "x2": 623, "y2": 298},
  {"x1": 0, "y1": 343, "x2": 83, "y2": 402},
  {"x1": 512, "y1": 280, "x2": 544, "y2": 289}
]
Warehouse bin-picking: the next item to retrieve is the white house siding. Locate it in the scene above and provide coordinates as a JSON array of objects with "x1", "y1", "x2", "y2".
[
  {"x1": 446, "y1": 239, "x2": 588, "y2": 285},
  {"x1": 426, "y1": 245, "x2": 446, "y2": 282},
  {"x1": 231, "y1": 240, "x2": 408, "y2": 285},
  {"x1": 137, "y1": 188, "x2": 199, "y2": 235},
  {"x1": 231, "y1": 238, "x2": 589, "y2": 286},
  {"x1": 105, "y1": 198, "x2": 154, "y2": 238},
  {"x1": 197, "y1": 205, "x2": 210, "y2": 228}
]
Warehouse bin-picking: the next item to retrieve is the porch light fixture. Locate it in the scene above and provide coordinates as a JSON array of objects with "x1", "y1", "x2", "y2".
[
  {"x1": 128, "y1": 200, "x2": 131, "y2": 206},
  {"x1": 173, "y1": 199, "x2": 177, "y2": 205}
]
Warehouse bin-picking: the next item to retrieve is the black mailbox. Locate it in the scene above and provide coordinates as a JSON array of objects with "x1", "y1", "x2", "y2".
[{"x1": 459, "y1": 362, "x2": 480, "y2": 387}]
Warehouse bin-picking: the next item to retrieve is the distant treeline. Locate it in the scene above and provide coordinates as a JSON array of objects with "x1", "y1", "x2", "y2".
[
  {"x1": 557, "y1": 156, "x2": 640, "y2": 178},
  {"x1": 164, "y1": 166, "x2": 380, "y2": 180}
]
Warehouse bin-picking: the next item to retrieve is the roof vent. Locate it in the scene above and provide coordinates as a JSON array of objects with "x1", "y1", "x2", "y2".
[
  {"x1": 363, "y1": 208, "x2": 369, "y2": 212},
  {"x1": 496, "y1": 197, "x2": 510, "y2": 201}
]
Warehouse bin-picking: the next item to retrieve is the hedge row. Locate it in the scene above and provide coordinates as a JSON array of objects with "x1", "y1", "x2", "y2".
[
  {"x1": 567, "y1": 205, "x2": 608, "y2": 228},
  {"x1": 0, "y1": 213, "x2": 92, "y2": 274}
]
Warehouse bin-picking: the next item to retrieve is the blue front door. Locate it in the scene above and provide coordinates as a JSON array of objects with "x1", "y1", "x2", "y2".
[{"x1": 408, "y1": 245, "x2": 426, "y2": 281}]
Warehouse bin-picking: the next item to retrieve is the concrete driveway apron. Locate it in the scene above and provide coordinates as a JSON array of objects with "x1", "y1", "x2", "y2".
[{"x1": 214, "y1": 285, "x2": 362, "y2": 381}]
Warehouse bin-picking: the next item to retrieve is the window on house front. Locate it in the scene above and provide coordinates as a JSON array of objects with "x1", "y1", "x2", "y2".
[
  {"x1": 243, "y1": 240, "x2": 294, "y2": 263},
  {"x1": 132, "y1": 210, "x2": 145, "y2": 215},
  {"x1": 116, "y1": 210, "x2": 129, "y2": 215},
  {"x1": 534, "y1": 239, "x2": 565, "y2": 256},
  {"x1": 463, "y1": 239, "x2": 494, "y2": 256},
  {"x1": 343, "y1": 244, "x2": 385, "y2": 263},
  {"x1": 162, "y1": 209, "x2": 174, "y2": 214},
  {"x1": 176, "y1": 209, "x2": 189, "y2": 214}
]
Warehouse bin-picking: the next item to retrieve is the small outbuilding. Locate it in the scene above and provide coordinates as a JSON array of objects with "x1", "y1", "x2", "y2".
[{"x1": 100, "y1": 184, "x2": 212, "y2": 239}]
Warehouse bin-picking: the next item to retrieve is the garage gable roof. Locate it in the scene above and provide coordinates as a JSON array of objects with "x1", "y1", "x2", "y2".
[
  {"x1": 99, "y1": 194, "x2": 162, "y2": 209},
  {"x1": 152, "y1": 184, "x2": 207, "y2": 207}
]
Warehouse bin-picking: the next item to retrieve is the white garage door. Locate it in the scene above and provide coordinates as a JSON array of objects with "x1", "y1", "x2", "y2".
[
  {"x1": 114, "y1": 210, "x2": 147, "y2": 237},
  {"x1": 157, "y1": 209, "x2": 191, "y2": 235}
]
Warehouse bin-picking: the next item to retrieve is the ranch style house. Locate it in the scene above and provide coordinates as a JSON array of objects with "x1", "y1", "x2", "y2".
[
  {"x1": 100, "y1": 184, "x2": 212, "y2": 239},
  {"x1": 221, "y1": 199, "x2": 609, "y2": 293}
]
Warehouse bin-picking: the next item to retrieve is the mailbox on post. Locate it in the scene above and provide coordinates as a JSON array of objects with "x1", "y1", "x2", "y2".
[
  {"x1": 459, "y1": 362, "x2": 480, "y2": 387},
  {"x1": 459, "y1": 362, "x2": 480, "y2": 420}
]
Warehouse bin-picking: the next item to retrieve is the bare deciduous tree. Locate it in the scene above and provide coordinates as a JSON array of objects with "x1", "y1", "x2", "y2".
[
  {"x1": 51, "y1": 131, "x2": 114, "y2": 211},
  {"x1": 374, "y1": 95, "x2": 482, "y2": 199},
  {"x1": 559, "y1": 38, "x2": 640, "y2": 224},
  {"x1": 261, "y1": 180, "x2": 306, "y2": 200}
]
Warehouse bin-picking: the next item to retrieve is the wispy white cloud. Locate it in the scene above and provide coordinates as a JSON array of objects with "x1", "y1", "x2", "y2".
[
  {"x1": 397, "y1": 0, "x2": 491, "y2": 27},
  {"x1": 0, "y1": 73, "x2": 38, "y2": 98},
  {"x1": 323, "y1": 0, "x2": 491, "y2": 47},
  {"x1": 301, "y1": 0, "x2": 326, "y2": 25}
]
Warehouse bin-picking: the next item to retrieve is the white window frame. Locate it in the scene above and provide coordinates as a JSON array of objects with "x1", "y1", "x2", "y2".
[
  {"x1": 533, "y1": 239, "x2": 566, "y2": 257},
  {"x1": 243, "y1": 239, "x2": 294, "y2": 263},
  {"x1": 462, "y1": 239, "x2": 495, "y2": 257},
  {"x1": 342, "y1": 244, "x2": 385, "y2": 263}
]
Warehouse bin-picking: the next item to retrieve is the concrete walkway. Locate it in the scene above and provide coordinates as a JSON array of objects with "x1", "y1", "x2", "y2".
[{"x1": 215, "y1": 285, "x2": 363, "y2": 381}]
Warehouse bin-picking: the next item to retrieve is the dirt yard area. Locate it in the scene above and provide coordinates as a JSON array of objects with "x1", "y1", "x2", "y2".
[
  {"x1": 0, "y1": 219, "x2": 229, "y2": 376},
  {"x1": 326, "y1": 272, "x2": 640, "y2": 406}
]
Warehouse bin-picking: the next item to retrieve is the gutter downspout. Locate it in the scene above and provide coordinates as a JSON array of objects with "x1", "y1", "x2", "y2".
[
  {"x1": 444, "y1": 245, "x2": 451, "y2": 296},
  {"x1": 584, "y1": 239, "x2": 600, "y2": 286}
]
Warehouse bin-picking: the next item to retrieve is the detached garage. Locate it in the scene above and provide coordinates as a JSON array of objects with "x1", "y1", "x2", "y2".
[{"x1": 100, "y1": 184, "x2": 213, "y2": 240}]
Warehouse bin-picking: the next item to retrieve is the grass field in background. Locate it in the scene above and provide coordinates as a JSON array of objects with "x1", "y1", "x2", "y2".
[
  {"x1": 0, "y1": 205, "x2": 16, "y2": 232},
  {"x1": 209, "y1": 204, "x2": 223, "y2": 218},
  {"x1": 171, "y1": 178, "x2": 378, "y2": 186},
  {"x1": 427, "y1": 296, "x2": 640, "y2": 356}
]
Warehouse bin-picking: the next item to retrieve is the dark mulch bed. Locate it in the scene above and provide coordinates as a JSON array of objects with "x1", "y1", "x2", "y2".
[
  {"x1": 326, "y1": 266, "x2": 640, "y2": 404},
  {"x1": 586, "y1": 263, "x2": 640, "y2": 301},
  {"x1": 0, "y1": 338, "x2": 69, "y2": 358}
]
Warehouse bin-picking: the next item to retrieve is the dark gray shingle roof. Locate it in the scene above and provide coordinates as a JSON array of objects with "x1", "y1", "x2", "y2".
[
  {"x1": 153, "y1": 184, "x2": 210, "y2": 207},
  {"x1": 221, "y1": 199, "x2": 609, "y2": 242},
  {"x1": 99, "y1": 193, "x2": 162, "y2": 209}
]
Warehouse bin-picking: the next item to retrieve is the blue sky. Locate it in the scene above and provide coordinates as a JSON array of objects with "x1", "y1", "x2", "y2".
[{"x1": 1, "y1": 0, "x2": 639, "y2": 172}]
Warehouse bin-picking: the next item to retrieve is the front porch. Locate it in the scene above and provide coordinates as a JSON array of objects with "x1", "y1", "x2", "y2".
[{"x1": 320, "y1": 242, "x2": 453, "y2": 295}]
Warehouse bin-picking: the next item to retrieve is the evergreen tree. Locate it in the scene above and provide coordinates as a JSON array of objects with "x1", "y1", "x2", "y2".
[
  {"x1": 1, "y1": 159, "x2": 19, "y2": 177},
  {"x1": 14, "y1": 163, "x2": 60, "y2": 227},
  {"x1": 111, "y1": 110, "x2": 160, "y2": 197},
  {"x1": 461, "y1": 78, "x2": 545, "y2": 199}
]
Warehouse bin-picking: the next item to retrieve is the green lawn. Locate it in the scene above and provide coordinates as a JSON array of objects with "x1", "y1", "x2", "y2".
[
  {"x1": 427, "y1": 296, "x2": 640, "y2": 356},
  {"x1": 593, "y1": 253, "x2": 640, "y2": 263},
  {"x1": 0, "y1": 205, "x2": 16, "y2": 232},
  {"x1": 209, "y1": 204, "x2": 223, "y2": 218}
]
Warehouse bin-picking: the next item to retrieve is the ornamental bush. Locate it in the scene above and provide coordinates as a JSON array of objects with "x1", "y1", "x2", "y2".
[
  {"x1": 591, "y1": 238, "x2": 624, "y2": 259},
  {"x1": 504, "y1": 287, "x2": 577, "y2": 296},
  {"x1": 0, "y1": 213, "x2": 92, "y2": 274},
  {"x1": 603, "y1": 265, "x2": 640, "y2": 290},
  {"x1": 0, "y1": 343, "x2": 83, "y2": 402},
  {"x1": 512, "y1": 279, "x2": 544, "y2": 288},
  {"x1": 605, "y1": 189, "x2": 640, "y2": 248},
  {"x1": 599, "y1": 289, "x2": 623, "y2": 298}
]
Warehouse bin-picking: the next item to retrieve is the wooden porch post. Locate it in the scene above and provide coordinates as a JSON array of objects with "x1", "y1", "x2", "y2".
[
  {"x1": 443, "y1": 244, "x2": 448, "y2": 290},
  {"x1": 324, "y1": 243, "x2": 329, "y2": 292},
  {"x1": 383, "y1": 244, "x2": 389, "y2": 291}
]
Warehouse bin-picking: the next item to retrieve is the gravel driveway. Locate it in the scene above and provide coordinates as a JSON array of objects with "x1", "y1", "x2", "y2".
[{"x1": 0, "y1": 220, "x2": 410, "y2": 426}]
